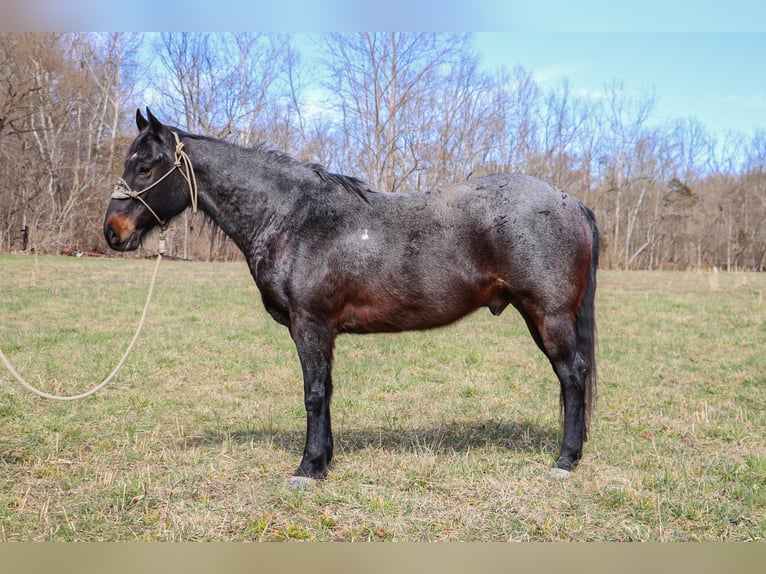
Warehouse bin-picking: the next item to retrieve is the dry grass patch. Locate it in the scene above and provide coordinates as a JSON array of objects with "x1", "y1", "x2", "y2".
[{"x1": 1, "y1": 256, "x2": 764, "y2": 540}]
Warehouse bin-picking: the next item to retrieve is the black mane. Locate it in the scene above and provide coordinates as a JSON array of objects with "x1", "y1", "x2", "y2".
[
  {"x1": 188, "y1": 135, "x2": 376, "y2": 203},
  {"x1": 309, "y1": 163, "x2": 375, "y2": 204},
  {"x1": 250, "y1": 142, "x2": 376, "y2": 203}
]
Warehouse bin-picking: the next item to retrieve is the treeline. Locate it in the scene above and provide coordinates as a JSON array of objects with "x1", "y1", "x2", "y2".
[{"x1": 1, "y1": 32, "x2": 764, "y2": 270}]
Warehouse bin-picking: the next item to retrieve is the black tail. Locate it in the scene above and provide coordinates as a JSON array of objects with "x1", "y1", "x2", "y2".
[{"x1": 577, "y1": 204, "x2": 599, "y2": 441}]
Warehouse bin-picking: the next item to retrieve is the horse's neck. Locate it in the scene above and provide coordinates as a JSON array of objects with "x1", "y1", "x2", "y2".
[{"x1": 191, "y1": 140, "x2": 286, "y2": 253}]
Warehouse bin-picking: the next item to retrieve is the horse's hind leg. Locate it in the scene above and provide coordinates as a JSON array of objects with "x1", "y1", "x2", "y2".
[{"x1": 523, "y1": 310, "x2": 587, "y2": 473}]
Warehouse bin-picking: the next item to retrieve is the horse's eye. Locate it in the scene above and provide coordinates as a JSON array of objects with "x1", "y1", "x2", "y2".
[{"x1": 138, "y1": 164, "x2": 152, "y2": 176}]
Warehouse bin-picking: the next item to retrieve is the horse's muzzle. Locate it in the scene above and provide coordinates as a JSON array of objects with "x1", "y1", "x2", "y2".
[{"x1": 104, "y1": 214, "x2": 140, "y2": 251}]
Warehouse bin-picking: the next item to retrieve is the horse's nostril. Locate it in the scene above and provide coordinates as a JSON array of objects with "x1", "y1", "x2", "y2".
[{"x1": 105, "y1": 226, "x2": 118, "y2": 246}]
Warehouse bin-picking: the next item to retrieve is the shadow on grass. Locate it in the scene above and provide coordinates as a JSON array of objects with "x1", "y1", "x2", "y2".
[{"x1": 188, "y1": 418, "x2": 561, "y2": 457}]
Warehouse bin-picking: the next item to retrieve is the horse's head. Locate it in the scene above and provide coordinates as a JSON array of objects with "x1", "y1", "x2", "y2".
[{"x1": 103, "y1": 108, "x2": 197, "y2": 251}]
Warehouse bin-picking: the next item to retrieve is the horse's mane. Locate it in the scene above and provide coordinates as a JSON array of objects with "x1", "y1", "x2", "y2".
[
  {"x1": 253, "y1": 143, "x2": 375, "y2": 204},
  {"x1": 309, "y1": 163, "x2": 374, "y2": 204},
  {"x1": 184, "y1": 133, "x2": 375, "y2": 204}
]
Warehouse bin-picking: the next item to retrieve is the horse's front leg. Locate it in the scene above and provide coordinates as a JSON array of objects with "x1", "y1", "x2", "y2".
[{"x1": 289, "y1": 318, "x2": 335, "y2": 486}]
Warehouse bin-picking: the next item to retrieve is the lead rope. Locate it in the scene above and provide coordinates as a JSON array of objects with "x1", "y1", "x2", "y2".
[
  {"x1": 0, "y1": 251, "x2": 162, "y2": 401},
  {"x1": 3, "y1": 131, "x2": 195, "y2": 401}
]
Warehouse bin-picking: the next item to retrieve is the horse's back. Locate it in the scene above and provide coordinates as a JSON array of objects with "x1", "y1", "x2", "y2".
[
  {"x1": 316, "y1": 173, "x2": 596, "y2": 333},
  {"x1": 439, "y1": 173, "x2": 596, "y2": 277}
]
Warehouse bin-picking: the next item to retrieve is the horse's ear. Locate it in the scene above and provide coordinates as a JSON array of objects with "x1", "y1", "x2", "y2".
[
  {"x1": 146, "y1": 108, "x2": 165, "y2": 135},
  {"x1": 136, "y1": 108, "x2": 148, "y2": 131}
]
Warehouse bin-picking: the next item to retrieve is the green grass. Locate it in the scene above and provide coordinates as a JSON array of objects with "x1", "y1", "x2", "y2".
[{"x1": 1, "y1": 255, "x2": 764, "y2": 541}]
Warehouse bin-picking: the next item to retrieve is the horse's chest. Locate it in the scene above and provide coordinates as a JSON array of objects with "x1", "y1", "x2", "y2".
[
  {"x1": 248, "y1": 249, "x2": 293, "y2": 327},
  {"x1": 254, "y1": 274, "x2": 291, "y2": 327}
]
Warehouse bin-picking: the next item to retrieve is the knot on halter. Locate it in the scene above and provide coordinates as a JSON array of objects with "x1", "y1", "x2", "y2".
[
  {"x1": 110, "y1": 131, "x2": 198, "y2": 228},
  {"x1": 172, "y1": 141, "x2": 185, "y2": 168}
]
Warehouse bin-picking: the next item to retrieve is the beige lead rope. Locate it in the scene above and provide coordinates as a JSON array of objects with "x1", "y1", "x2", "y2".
[
  {"x1": 0, "y1": 253, "x2": 162, "y2": 401},
  {"x1": 3, "y1": 130, "x2": 195, "y2": 401}
]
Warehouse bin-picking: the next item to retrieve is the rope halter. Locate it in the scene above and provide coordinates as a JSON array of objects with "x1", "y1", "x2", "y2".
[{"x1": 111, "y1": 131, "x2": 198, "y2": 236}]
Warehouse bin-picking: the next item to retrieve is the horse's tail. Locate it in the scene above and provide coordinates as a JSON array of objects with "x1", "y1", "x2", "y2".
[{"x1": 577, "y1": 203, "x2": 599, "y2": 441}]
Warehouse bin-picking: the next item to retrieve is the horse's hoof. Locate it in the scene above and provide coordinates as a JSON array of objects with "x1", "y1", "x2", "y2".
[
  {"x1": 551, "y1": 467, "x2": 572, "y2": 479},
  {"x1": 288, "y1": 475, "x2": 316, "y2": 489}
]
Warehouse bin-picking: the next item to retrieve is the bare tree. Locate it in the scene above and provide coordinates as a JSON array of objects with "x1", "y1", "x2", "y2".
[
  {"x1": 0, "y1": 33, "x2": 139, "y2": 254},
  {"x1": 151, "y1": 33, "x2": 301, "y2": 260},
  {"x1": 481, "y1": 65, "x2": 541, "y2": 175},
  {"x1": 595, "y1": 80, "x2": 657, "y2": 268},
  {"x1": 320, "y1": 33, "x2": 479, "y2": 192},
  {"x1": 424, "y1": 48, "x2": 493, "y2": 187}
]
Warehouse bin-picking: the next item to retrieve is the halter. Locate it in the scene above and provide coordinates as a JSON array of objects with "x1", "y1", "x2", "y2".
[{"x1": 111, "y1": 131, "x2": 198, "y2": 235}]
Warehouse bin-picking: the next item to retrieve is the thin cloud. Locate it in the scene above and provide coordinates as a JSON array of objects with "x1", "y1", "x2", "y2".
[
  {"x1": 720, "y1": 94, "x2": 766, "y2": 110},
  {"x1": 531, "y1": 62, "x2": 592, "y2": 86}
]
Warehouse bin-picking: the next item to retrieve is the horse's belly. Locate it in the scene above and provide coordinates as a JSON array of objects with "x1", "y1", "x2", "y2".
[{"x1": 333, "y1": 280, "x2": 500, "y2": 334}]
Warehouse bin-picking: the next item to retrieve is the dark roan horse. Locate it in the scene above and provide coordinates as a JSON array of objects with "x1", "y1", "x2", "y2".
[{"x1": 104, "y1": 109, "x2": 599, "y2": 485}]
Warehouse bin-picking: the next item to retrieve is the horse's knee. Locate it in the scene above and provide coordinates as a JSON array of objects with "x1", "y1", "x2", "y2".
[{"x1": 304, "y1": 390, "x2": 326, "y2": 414}]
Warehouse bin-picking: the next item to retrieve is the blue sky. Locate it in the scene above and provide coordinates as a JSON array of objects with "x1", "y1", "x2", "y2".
[{"x1": 473, "y1": 33, "x2": 766, "y2": 137}]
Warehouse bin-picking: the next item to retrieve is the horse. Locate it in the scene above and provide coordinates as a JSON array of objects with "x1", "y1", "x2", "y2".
[{"x1": 104, "y1": 108, "x2": 599, "y2": 486}]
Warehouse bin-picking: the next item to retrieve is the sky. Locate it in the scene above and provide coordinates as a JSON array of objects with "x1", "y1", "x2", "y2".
[
  {"x1": 472, "y1": 33, "x2": 766, "y2": 138},
  {"x1": 2, "y1": 0, "x2": 764, "y2": 140}
]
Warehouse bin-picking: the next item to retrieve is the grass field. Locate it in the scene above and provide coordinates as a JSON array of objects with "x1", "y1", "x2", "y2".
[{"x1": 0, "y1": 254, "x2": 764, "y2": 541}]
